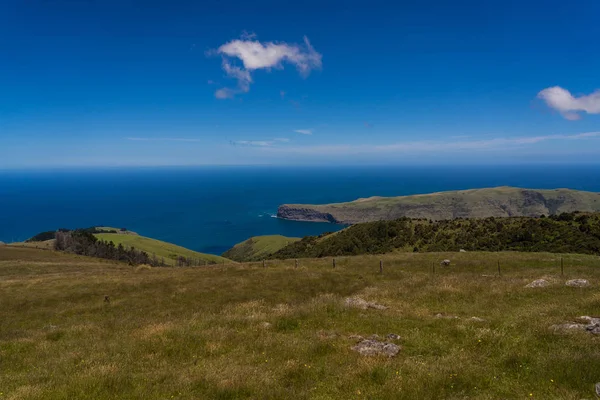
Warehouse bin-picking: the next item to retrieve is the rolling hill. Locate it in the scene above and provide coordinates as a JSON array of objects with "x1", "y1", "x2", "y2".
[
  {"x1": 222, "y1": 235, "x2": 300, "y2": 261},
  {"x1": 277, "y1": 187, "x2": 600, "y2": 224},
  {"x1": 94, "y1": 232, "x2": 230, "y2": 265}
]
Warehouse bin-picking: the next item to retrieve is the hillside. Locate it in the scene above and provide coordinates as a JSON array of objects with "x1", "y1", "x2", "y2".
[
  {"x1": 2, "y1": 245, "x2": 600, "y2": 399},
  {"x1": 22, "y1": 226, "x2": 230, "y2": 266},
  {"x1": 277, "y1": 187, "x2": 600, "y2": 224},
  {"x1": 94, "y1": 233, "x2": 230, "y2": 265},
  {"x1": 272, "y1": 212, "x2": 600, "y2": 259},
  {"x1": 222, "y1": 235, "x2": 300, "y2": 261}
]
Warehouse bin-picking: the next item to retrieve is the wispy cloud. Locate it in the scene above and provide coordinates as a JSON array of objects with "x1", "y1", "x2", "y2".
[
  {"x1": 294, "y1": 129, "x2": 313, "y2": 135},
  {"x1": 232, "y1": 140, "x2": 274, "y2": 147},
  {"x1": 126, "y1": 137, "x2": 204, "y2": 142},
  {"x1": 538, "y1": 86, "x2": 600, "y2": 120},
  {"x1": 210, "y1": 35, "x2": 322, "y2": 99},
  {"x1": 256, "y1": 131, "x2": 600, "y2": 155}
]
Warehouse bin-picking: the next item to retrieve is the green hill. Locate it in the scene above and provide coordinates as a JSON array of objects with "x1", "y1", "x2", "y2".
[
  {"x1": 272, "y1": 212, "x2": 600, "y2": 259},
  {"x1": 94, "y1": 232, "x2": 230, "y2": 265},
  {"x1": 277, "y1": 187, "x2": 600, "y2": 224},
  {"x1": 222, "y1": 235, "x2": 300, "y2": 261}
]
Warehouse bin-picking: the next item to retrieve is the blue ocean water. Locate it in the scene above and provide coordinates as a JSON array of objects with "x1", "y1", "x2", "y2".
[{"x1": 1, "y1": 165, "x2": 599, "y2": 254}]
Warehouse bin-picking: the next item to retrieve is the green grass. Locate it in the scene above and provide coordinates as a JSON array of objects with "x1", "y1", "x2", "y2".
[
  {"x1": 222, "y1": 235, "x2": 300, "y2": 261},
  {"x1": 94, "y1": 233, "x2": 230, "y2": 265},
  {"x1": 1, "y1": 246, "x2": 600, "y2": 399}
]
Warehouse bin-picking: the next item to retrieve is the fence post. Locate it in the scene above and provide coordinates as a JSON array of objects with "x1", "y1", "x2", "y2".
[
  {"x1": 333, "y1": 258, "x2": 336, "y2": 269},
  {"x1": 379, "y1": 260, "x2": 383, "y2": 274},
  {"x1": 561, "y1": 257, "x2": 564, "y2": 276},
  {"x1": 295, "y1": 259, "x2": 298, "y2": 268},
  {"x1": 497, "y1": 260, "x2": 501, "y2": 277}
]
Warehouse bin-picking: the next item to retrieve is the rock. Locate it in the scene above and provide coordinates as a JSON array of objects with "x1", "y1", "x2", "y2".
[
  {"x1": 261, "y1": 322, "x2": 272, "y2": 329},
  {"x1": 386, "y1": 333, "x2": 401, "y2": 340},
  {"x1": 595, "y1": 382, "x2": 600, "y2": 397},
  {"x1": 525, "y1": 279, "x2": 549, "y2": 288},
  {"x1": 459, "y1": 249, "x2": 467, "y2": 253},
  {"x1": 552, "y1": 315, "x2": 600, "y2": 335},
  {"x1": 578, "y1": 316, "x2": 600, "y2": 325},
  {"x1": 441, "y1": 259, "x2": 451, "y2": 267},
  {"x1": 351, "y1": 339, "x2": 401, "y2": 357},
  {"x1": 344, "y1": 297, "x2": 388, "y2": 310},
  {"x1": 586, "y1": 325, "x2": 600, "y2": 335},
  {"x1": 565, "y1": 279, "x2": 590, "y2": 287},
  {"x1": 435, "y1": 313, "x2": 460, "y2": 319},
  {"x1": 470, "y1": 317, "x2": 485, "y2": 322}
]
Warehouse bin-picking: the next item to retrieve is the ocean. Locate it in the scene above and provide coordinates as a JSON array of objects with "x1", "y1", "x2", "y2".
[{"x1": 1, "y1": 165, "x2": 599, "y2": 254}]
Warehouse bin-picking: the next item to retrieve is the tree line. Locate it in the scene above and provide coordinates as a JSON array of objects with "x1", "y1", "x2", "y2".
[
  {"x1": 270, "y1": 212, "x2": 600, "y2": 259},
  {"x1": 54, "y1": 230, "x2": 169, "y2": 266}
]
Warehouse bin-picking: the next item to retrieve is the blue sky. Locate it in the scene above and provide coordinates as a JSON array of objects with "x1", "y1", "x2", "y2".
[{"x1": 1, "y1": 0, "x2": 599, "y2": 168}]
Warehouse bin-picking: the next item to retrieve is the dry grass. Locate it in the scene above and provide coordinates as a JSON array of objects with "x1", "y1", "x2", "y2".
[{"x1": 1, "y1": 247, "x2": 599, "y2": 399}]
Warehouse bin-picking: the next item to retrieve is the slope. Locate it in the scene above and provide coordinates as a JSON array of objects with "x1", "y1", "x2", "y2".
[{"x1": 222, "y1": 235, "x2": 300, "y2": 261}]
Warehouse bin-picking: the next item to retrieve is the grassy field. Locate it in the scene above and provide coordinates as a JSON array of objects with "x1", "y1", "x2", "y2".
[
  {"x1": 93, "y1": 233, "x2": 230, "y2": 265},
  {"x1": 222, "y1": 235, "x2": 300, "y2": 261},
  {"x1": 1, "y1": 247, "x2": 599, "y2": 399}
]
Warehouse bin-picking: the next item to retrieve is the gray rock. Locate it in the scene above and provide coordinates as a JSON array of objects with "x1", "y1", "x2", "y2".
[
  {"x1": 435, "y1": 313, "x2": 460, "y2": 319},
  {"x1": 261, "y1": 322, "x2": 272, "y2": 329},
  {"x1": 351, "y1": 339, "x2": 401, "y2": 357},
  {"x1": 565, "y1": 279, "x2": 590, "y2": 287},
  {"x1": 595, "y1": 382, "x2": 600, "y2": 397},
  {"x1": 344, "y1": 297, "x2": 388, "y2": 310},
  {"x1": 578, "y1": 316, "x2": 600, "y2": 326},
  {"x1": 386, "y1": 333, "x2": 401, "y2": 340},
  {"x1": 441, "y1": 259, "x2": 451, "y2": 266},
  {"x1": 586, "y1": 325, "x2": 600, "y2": 335},
  {"x1": 459, "y1": 249, "x2": 467, "y2": 253},
  {"x1": 525, "y1": 279, "x2": 549, "y2": 288}
]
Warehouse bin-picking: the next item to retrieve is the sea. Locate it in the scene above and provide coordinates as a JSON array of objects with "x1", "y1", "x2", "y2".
[{"x1": 1, "y1": 165, "x2": 599, "y2": 255}]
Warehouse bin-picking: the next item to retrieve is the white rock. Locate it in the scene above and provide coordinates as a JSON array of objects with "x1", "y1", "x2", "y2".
[
  {"x1": 525, "y1": 279, "x2": 549, "y2": 288},
  {"x1": 352, "y1": 339, "x2": 400, "y2": 357},
  {"x1": 565, "y1": 279, "x2": 590, "y2": 287}
]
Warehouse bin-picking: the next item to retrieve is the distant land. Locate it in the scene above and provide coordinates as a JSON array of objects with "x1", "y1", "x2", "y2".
[{"x1": 277, "y1": 187, "x2": 600, "y2": 224}]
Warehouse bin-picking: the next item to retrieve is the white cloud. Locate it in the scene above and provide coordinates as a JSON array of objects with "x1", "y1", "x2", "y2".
[
  {"x1": 214, "y1": 88, "x2": 237, "y2": 99},
  {"x1": 233, "y1": 140, "x2": 275, "y2": 147},
  {"x1": 126, "y1": 137, "x2": 203, "y2": 142},
  {"x1": 256, "y1": 131, "x2": 600, "y2": 155},
  {"x1": 538, "y1": 86, "x2": 600, "y2": 120},
  {"x1": 211, "y1": 35, "x2": 322, "y2": 99},
  {"x1": 294, "y1": 129, "x2": 313, "y2": 135}
]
